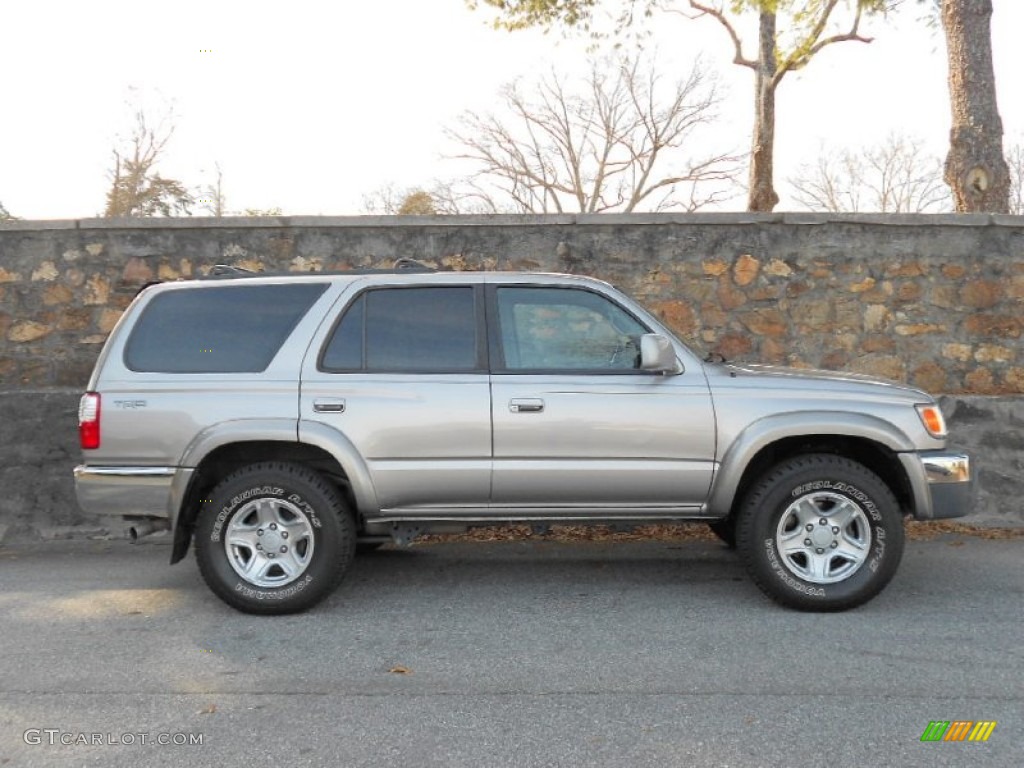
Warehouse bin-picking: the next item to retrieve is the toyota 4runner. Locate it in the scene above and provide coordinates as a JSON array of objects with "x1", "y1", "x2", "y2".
[{"x1": 74, "y1": 263, "x2": 973, "y2": 613}]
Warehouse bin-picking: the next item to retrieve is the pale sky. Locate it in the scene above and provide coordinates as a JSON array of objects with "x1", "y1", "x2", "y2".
[{"x1": 2, "y1": 0, "x2": 1022, "y2": 219}]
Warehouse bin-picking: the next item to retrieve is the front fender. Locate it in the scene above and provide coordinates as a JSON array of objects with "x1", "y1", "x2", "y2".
[{"x1": 708, "y1": 411, "x2": 914, "y2": 515}]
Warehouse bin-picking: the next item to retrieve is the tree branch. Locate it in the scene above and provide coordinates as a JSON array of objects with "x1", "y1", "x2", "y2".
[
  {"x1": 777, "y1": 1, "x2": 872, "y2": 81},
  {"x1": 686, "y1": 1, "x2": 756, "y2": 69}
]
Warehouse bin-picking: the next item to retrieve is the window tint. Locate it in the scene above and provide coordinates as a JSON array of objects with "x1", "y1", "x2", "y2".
[
  {"x1": 496, "y1": 287, "x2": 649, "y2": 371},
  {"x1": 321, "y1": 287, "x2": 478, "y2": 372},
  {"x1": 321, "y1": 294, "x2": 364, "y2": 370},
  {"x1": 124, "y1": 283, "x2": 327, "y2": 373}
]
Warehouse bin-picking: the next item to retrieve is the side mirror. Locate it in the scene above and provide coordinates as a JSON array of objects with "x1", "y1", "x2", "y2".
[{"x1": 639, "y1": 334, "x2": 678, "y2": 373}]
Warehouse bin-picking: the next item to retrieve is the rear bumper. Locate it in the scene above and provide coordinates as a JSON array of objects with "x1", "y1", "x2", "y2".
[
  {"x1": 73, "y1": 465, "x2": 191, "y2": 520},
  {"x1": 899, "y1": 451, "x2": 974, "y2": 520}
]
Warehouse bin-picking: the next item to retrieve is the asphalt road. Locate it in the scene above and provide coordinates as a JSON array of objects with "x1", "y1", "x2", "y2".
[{"x1": 0, "y1": 533, "x2": 1020, "y2": 768}]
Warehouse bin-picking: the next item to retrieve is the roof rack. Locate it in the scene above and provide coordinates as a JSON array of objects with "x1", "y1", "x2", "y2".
[
  {"x1": 392, "y1": 258, "x2": 435, "y2": 272},
  {"x1": 209, "y1": 264, "x2": 255, "y2": 276},
  {"x1": 200, "y1": 258, "x2": 437, "y2": 280}
]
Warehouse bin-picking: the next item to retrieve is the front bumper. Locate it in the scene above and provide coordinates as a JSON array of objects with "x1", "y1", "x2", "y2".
[
  {"x1": 899, "y1": 451, "x2": 974, "y2": 520},
  {"x1": 73, "y1": 465, "x2": 190, "y2": 520}
]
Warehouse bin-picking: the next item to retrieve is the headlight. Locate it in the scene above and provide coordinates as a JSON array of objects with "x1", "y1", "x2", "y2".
[{"x1": 916, "y1": 404, "x2": 947, "y2": 439}]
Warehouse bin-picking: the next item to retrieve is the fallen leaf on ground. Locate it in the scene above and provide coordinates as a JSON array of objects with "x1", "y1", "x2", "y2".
[{"x1": 388, "y1": 666, "x2": 413, "y2": 675}]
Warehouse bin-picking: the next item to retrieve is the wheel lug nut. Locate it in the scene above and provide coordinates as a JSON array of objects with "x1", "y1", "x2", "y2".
[
  {"x1": 831, "y1": 541, "x2": 839, "y2": 549},
  {"x1": 805, "y1": 524, "x2": 814, "y2": 532},
  {"x1": 819, "y1": 518, "x2": 828, "y2": 526},
  {"x1": 256, "y1": 543, "x2": 262, "y2": 550},
  {"x1": 816, "y1": 548, "x2": 825, "y2": 554},
  {"x1": 804, "y1": 539, "x2": 812, "y2": 546},
  {"x1": 832, "y1": 526, "x2": 840, "y2": 534},
  {"x1": 280, "y1": 546, "x2": 287, "y2": 553},
  {"x1": 270, "y1": 523, "x2": 277, "y2": 530},
  {"x1": 268, "y1": 553, "x2": 275, "y2": 559},
  {"x1": 257, "y1": 529, "x2": 263, "y2": 536},
  {"x1": 281, "y1": 531, "x2": 288, "y2": 539}
]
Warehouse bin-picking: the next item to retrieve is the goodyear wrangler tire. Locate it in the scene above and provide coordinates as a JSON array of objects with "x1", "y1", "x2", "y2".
[
  {"x1": 735, "y1": 454, "x2": 904, "y2": 611},
  {"x1": 195, "y1": 462, "x2": 355, "y2": 614}
]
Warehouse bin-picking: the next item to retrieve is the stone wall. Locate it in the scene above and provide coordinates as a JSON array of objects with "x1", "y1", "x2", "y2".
[
  {"x1": 1, "y1": 213, "x2": 1022, "y2": 536},
  {"x1": 1, "y1": 212, "x2": 1023, "y2": 392}
]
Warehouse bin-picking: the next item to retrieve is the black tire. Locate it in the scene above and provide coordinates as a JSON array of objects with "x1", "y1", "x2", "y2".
[
  {"x1": 707, "y1": 519, "x2": 737, "y2": 549},
  {"x1": 194, "y1": 462, "x2": 355, "y2": 614},
  {"x1": 735, "y1": 454, "x2": 904, "y2": 611}
]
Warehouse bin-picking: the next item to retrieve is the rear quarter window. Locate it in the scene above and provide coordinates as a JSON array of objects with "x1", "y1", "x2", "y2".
[{"x1": 124, "y1": 283, "x2": 327, "y2": 373}]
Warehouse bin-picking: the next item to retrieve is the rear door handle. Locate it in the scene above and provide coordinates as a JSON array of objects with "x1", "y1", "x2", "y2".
[
  {"x1": 509, "y1": 398, "x2": 544, "y2": 413},
  {"x1": 313, "y1": 398, "x2": 346, "y2": 413}
]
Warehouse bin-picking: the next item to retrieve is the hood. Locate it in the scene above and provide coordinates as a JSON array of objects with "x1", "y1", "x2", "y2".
[{"x1": 720, "y1": 362, "x2": 933, "y2": 401}]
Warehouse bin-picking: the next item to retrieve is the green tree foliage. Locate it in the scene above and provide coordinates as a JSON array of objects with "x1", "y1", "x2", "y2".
[
  {"x1": 470, "y1": 1, "x2": 889, "y2": 212},
  {"x1": 104, "y1": 109, "x2": 193, "y2": 217}
]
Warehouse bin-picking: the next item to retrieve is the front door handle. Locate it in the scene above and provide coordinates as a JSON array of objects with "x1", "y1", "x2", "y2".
[
  {"x1": 313, "y1": 398, "x2": 346, "y2": 413},
  {"x1": 509, "y1": 398, "x2": 544, "y2": 413}
]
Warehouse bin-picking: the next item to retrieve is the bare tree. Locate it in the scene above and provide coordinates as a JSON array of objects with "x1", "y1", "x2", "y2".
[
  {"x1": 445, "y1": 54, "x2": 740, "y2": 213},
  {"x1": 0, "y1": 201, "x2": 14, "y2": 221},
  {"x1": 104, "y1": 105, "x2": 193, "y2": 217},
  {"x1": 789, "y1": 134, "x2": 951, "y2": 213},
  {"x1": 472, "y1": 1, "x2": 891, "y2": 212},
  {"x1": 197, "y1": 163, "x2": 228, "y2": 216},
  {"x1": 362, "y1": 180, "x2": 506, "y2": 215}
]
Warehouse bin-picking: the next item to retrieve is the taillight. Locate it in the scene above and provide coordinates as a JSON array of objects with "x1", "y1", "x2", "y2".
[{"x1": 79, "y1": 392, "x2": 101, "y2": 449}]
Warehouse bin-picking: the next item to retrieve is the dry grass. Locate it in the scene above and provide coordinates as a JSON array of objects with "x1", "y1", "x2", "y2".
[
  {"x1": 903, "y1": 520, "x2": 1024, "y2": 540},
  {"x1": 418, "y1": 520, "x2": 1024, "y2": 545},
  {"x1": 419, "y1": 523, "x2": 718, "y2": 545}
]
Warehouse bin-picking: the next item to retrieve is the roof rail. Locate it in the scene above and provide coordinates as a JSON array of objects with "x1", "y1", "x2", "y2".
[
  {"x1": 209, "y1": 264, "x2": 256, "y2": 276},
  {"x1": 392, "y1": 258, "x2": 435, "y2": 272},
  {"x1": 198, "y1": 259, "x2": 440, "y2": 280}
]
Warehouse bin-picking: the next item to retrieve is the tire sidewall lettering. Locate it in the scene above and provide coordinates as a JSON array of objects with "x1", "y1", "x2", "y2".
[
  {"x1": 763, "y1": 537, "x2": 826, "y2": 597},
  {"x1": 210, "y1": 485, "x2": 324, "y2": 543},
  {"x1": 791, "y1": 479, "x2": 881, "y2": 522},
  {"x1": 233, "y1": 573, "x2": 314, "y2": 601}
]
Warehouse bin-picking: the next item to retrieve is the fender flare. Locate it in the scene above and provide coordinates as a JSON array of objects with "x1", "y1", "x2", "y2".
[
  {"x1": 297, "y1": 419, "x2": 379, "y2": 514},
  {"x1": 169, "y1": 418, "x2": 380, "y2": 564},
  {"x1": 708, "y1": 411, "x2": 914, "y2": 515}
]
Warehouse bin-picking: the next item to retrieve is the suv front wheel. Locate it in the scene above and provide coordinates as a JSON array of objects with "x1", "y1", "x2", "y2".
[
  {"x1": 195, "y1": 462, "x2": 356, "y2": 614},
  {"x1": 735, "y1": 454, "x2": 905, "y2": 611}
]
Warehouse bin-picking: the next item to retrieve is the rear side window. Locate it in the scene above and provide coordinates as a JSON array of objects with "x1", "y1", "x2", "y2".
[
  {"x1": 320, "y1": 287, "x2": 479, "y2": 372},
  {"x1": 124, "y1": 284, "x2": 327, "y2": 373}
]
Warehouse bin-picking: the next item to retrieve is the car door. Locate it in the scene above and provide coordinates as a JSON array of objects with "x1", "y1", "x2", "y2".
[
  {"x1": 301, "y1": 282, "x2": 492, "y2": 514},
  {"x1": 488, "y1": 283, "x2": 716, "y2": 512}
]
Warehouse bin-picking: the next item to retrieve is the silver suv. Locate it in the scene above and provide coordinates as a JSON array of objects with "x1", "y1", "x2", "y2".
[{"x1": 74, "y1": 264, "x2": 972, "y2": 614}]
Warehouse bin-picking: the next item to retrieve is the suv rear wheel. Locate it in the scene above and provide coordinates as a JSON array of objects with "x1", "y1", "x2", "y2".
[
  {"x1": 195, "y1": 462, "x2": 355, "y2": 614},
  {"x1": 735, "y1": 454, "x2": 904, "y2": 611}
]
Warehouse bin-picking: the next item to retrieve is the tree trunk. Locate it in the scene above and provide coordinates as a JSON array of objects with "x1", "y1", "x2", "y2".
[
  {"x1": 942, "y1": 0, "x2": 1009, "y2": 213},
  {"x1": 748, "y1": 10, "x2": 780, "y2": 212}
]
